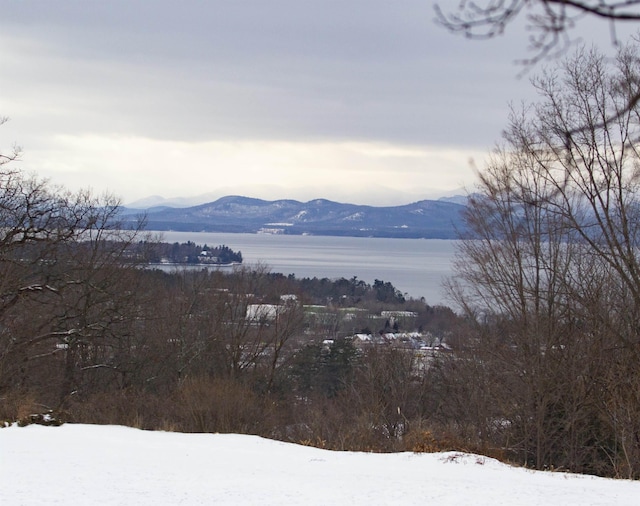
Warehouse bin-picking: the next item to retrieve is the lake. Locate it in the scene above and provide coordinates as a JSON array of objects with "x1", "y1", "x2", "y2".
[{"x1": 151, "y1": 231, "x2": 458, "y2": 305}]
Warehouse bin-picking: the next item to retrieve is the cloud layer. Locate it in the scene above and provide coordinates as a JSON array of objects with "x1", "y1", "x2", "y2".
[{"x1": 0, "y1": 1, "x2": 612, "y2": 204}]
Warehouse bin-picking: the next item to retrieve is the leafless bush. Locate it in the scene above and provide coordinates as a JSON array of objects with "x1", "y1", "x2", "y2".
[{"x1": 175, "y1": 377, "x2": 269, "y2": 434}]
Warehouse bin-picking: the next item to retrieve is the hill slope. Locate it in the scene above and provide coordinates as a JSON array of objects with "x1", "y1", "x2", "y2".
[
  {"x1": 123, "y1": 196, "x2": 466, "y2": 238},
  {"x1": 2, "y1": 424, "x2": 639, "y2": 505}
]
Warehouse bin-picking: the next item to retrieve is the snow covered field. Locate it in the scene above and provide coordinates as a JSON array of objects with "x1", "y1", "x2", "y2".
[{"x1": 2, "y1": 424, "x2": 639, "y2": 505}]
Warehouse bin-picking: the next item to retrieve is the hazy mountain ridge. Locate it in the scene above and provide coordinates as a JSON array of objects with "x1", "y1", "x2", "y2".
[
  {"x1": 125, "y1": 187, "x2": 469, "y2": 209},
  {"x1": 124, "y1": 196, "x2": 467, "y2": 239}
]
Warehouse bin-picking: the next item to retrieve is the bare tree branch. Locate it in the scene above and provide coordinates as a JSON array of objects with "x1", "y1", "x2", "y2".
[{"x1": 436, "y1": 1, "x2": 640, "y2": 132}]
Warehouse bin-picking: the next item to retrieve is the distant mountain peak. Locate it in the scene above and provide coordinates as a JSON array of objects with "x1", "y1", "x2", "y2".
[{"x1": 123, "y1": 195, "x2": 467, "y2": 239}]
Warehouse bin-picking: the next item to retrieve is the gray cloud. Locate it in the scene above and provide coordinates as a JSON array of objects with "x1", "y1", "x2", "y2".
[
  {"x1": 1, "y1": 1, "x2": 629, "y2": 204},
  {"x1": 2, "y1": 1, "x2": 531, "y2": 145}
]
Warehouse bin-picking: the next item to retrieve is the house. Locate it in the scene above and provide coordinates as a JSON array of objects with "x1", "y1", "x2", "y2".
[
  {"x1": 246, "y1": 304, "x2": 280, "y2": 322},
  {"x1": 245, "y1": 296, "x2": 299, "y2": 322},
  {"x1": 197, "y1": 250, "x2": 220, "y2": 264}
]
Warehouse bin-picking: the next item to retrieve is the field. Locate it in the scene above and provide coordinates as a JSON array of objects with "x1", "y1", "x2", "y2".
[{"x1": 2, "y1": 424, "x2": 639, "y2": 505}]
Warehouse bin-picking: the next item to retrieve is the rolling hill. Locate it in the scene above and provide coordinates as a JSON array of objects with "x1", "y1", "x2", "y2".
[{"x1": 123, "y1": 196, "x2": 466, "y2": 239}]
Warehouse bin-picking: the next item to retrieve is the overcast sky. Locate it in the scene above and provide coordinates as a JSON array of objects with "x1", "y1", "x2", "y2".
[{"x1": 0, "y1": 1, "x2": 630, "y2": 206}]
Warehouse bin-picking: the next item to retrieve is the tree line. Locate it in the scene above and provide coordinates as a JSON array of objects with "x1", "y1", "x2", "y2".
[
  {"x1": 443, "y1": 40, "x2": 640, "y2": 478},
  {"x1": 143, "y1": 241, "x2": 243, "y2": 265}
]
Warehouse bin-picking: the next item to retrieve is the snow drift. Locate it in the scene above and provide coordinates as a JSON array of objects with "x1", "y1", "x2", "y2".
[{"x1": 1, "y1": 424, "x2": 639, "y2": 505}]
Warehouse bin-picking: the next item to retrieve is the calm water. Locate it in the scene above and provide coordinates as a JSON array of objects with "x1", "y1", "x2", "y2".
[{"x1": 152, "y1": 232, "x2": 457, "y2": 305}]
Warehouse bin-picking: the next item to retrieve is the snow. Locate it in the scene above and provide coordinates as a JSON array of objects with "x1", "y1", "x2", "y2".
[{"x1": 2, "y1": 424, "x2": 639, "y2": 505}]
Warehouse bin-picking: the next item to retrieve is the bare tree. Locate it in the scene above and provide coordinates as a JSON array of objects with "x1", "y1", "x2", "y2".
[
  {"x1": 0, "y1": 117, "x2": 20, "y2": 166},
  {"x1": 148, "y1": 265, "x2": 304, "y2": 391},
  {"x1": 0, "y1": 162, "x2": 148, "y2": 406},
  {"x1": 448, "y1": 42, "x2": 640, "y2": 476},
  {"x1": 436, "y1": 1, "x2": 640, "y2": 61},
  {"x1": 436, "y1": 1, "x2": 640, "y2": 129}
]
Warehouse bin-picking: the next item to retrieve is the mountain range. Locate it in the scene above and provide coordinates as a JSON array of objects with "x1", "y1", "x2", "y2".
[{"x1": 122, "y1": 195, "x2": 467, "y2": 239}]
